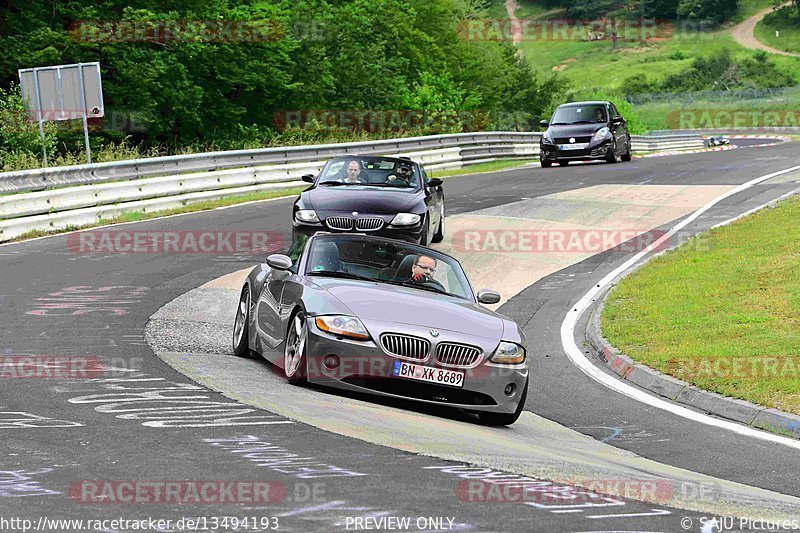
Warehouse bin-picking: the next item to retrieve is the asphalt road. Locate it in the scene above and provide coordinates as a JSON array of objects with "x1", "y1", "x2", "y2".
[{"x1": 1, "y1": 138, "x2": 798, "y2": 533}]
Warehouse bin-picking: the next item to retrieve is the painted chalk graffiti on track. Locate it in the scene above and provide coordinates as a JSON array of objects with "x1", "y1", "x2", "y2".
[{"x1": 53, "y1": 369, "x2": 293, "y2": 428}]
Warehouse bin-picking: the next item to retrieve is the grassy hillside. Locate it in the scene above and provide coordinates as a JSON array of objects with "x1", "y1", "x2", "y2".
[
  {"x1": 502, "y1": 0, "x2": 800, "y2": 130},
  {"x1": 754, "y1": 6, "x2": 800, "y2": 54}
]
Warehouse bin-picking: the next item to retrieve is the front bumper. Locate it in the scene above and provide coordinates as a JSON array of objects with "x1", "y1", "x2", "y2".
[
  {"x1": 302, "y1": 318, "x2": 529, "y2": 415},
  {"x1": 293, "y1": 220, "x2": 423, "y2": 243},
  {"x1": 540, "y1": 138, "x2": 613, "y2": 162}
]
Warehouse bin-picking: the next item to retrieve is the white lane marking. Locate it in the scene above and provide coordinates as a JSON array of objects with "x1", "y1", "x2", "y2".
[
  {"x1": 588, "y1": 509, "x2": 672, "y2": 520},
  {"x1": 561, "y1": 164, "x2": 800, "y2": 450}
]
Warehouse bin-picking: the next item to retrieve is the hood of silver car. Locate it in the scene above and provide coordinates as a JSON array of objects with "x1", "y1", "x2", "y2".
[{"x1": 311, "y1": 279, "x2": 505, "y2": 339}]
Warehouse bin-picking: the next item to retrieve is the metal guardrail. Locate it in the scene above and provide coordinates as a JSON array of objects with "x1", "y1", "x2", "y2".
[
  {"x1": 0, "y1": 131, "x2": 712, "y2": 242},
  {"x1": 649, "y1": 128, "x2": 800, "y2": 135},
  {"x1": 0, "y1": 132, "x2": 540, "y2": 194}
]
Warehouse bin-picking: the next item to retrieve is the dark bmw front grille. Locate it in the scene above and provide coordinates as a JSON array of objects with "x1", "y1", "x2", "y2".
[
  {"x1": 355, "y1": 218, "x2": 384, "y2": 231},
  {"x1": 554, "y1": 136, "x2": 591, "y2": 144},
  {"x1": 381, "y1": 333, "x2": 430, "y2": 360},
  {"x1": 436, "y1": 342, "x2": 482, "y2": 367},
  {"x1": 325, "y1": 217, "x2": 353, "y2": 231}
]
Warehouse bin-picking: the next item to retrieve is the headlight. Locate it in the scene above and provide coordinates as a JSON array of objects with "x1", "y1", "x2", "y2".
[
  {"x1": 489, "y1": 341, "x2": 526, "y2": 364},
  {"x1": 315, "y1": 315, "x2": 370, "y2": 340},
  {"x1": 592, "y1": 128, "x2": 611, "y2": 142},
  {"x1": 390, "y1": 213, "x2": 421, "y2": 226},
  {"x1": 295, "y1": 209, "x2": 319, "y2": 223},
  {"x1": 542, "y1": 132, "x2": 553, "y2": 144}
]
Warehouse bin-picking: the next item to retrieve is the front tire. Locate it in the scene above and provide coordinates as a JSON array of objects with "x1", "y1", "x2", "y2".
[
  {"x1": 605, "y1": 140, "x2": 617, "y2": 163},
  {"x1": 541, "y1": 160, "x2": 552, "y2": 168},
  {"x1": 621, "y1": 140, "x2": 632, "y2": 162},
  {"x1": 432, "y1": 203, "x2": 445, "y2": 243},
  {"x1": 232, "y1": 285, "x2": 252, "y2": 358},
  {"x1": 419, "y1": 215, "x2": 430, "y2": 246},
  {"x1": 476, "y1": 380, "x2": 528, "y2": 426},
  {"x1": 284, "y1": 310, "x2": 308, "y2": 385}
]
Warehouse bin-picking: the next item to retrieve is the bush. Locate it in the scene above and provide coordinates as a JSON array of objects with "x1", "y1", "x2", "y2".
[
  {"x1": 622, "y1": 74, "x2": 656, "y2": 96},
  {"x1": 676, "y1": 0, "x2": 740, "y2": 24},
  {"x1": 660, "y1": 48, "x2": 795, "y2": 92}
]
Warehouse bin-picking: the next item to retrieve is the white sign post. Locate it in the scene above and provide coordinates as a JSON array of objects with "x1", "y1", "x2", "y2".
[{"x1": 18, "y1": 62, "x2": 104, "y2": 167}]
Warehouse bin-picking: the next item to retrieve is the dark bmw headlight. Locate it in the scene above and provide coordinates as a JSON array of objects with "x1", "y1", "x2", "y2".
[
  {"x1": 542, "y1": 132, "x2": 553, "y2": 144},
  {"x1": 295, "y1": 209, "x2": 320, "y2": 223},
  {"x1": 489, "y1": 341, "x2": 526, "y2": 364},
  {"x1": 390, "y1": 213, "x2": 421, "y2": 226}
]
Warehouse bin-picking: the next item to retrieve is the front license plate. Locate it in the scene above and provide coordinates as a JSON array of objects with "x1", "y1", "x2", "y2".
[
  {"x1": 392, "y1": 361, "x2": 465, "y2": 388},
  {"x1": 558, "y1": 143, "x2": 589, "y2": 151}
]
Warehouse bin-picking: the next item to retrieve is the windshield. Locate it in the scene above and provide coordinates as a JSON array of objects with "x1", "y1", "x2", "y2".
[
  {"x1": 551, "y1": 104, "x2": 607, "y2": 125},
  {"x1": 304, "y1": 236, "x2": 473, "y2": 300},
  {"x1": 318, "y1": 158, "x2": 420, "y2": 189}
]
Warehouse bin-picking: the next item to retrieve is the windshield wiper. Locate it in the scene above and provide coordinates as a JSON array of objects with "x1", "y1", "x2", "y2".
[
  {"x1": 318, "y1": 181, "x2": 357, "y2": 187},
  {"x1": 307, "y1": 270, "x2": 376, "y2": 282},
  {"x1": 362, "y1": 183, "x2": 412, "y2": 188}
]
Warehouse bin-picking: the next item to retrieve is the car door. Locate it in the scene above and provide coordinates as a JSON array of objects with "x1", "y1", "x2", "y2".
[
  {"x1": 421, "y1": 166, "x2": 441, "y2": 230},
  {"x1": 254, "y1": 266, "x2": 288, "y2": 348},
  {"x1": 275, "y1": 237, "x2": 309, "y2": 343},
  {"x1": 254, "y1": 237, "x2": 307, "y2": 348},
  {"x1": 609, "y1": 103, "x2": 627, "y2": 154}
]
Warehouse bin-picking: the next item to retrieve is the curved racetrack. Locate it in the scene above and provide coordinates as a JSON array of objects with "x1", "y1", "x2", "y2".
[{"x1": 3, "y1": 137, "x2": 799, "y2": 532}]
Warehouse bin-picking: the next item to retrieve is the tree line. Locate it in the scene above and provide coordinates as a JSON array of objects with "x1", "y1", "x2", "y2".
[
  {"x1": 0, "y1": 0, "x2": 562, "y2": 161},
  {"x1": 541, "y1": 0, "x2": 740, "y2": 24}
]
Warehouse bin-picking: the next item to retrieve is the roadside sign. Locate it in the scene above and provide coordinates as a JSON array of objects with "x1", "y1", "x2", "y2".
[{"x1": 18, "y1": 62, "x2": 104, "y2": 166}]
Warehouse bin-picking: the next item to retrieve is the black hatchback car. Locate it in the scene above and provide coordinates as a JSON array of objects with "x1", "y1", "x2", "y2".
[
  {"x1": 539, "y1": 101, "x2": 632, "y2": 167},
  {"x1": 292, "y1": 155, "x2": 445, "y2": 245}
]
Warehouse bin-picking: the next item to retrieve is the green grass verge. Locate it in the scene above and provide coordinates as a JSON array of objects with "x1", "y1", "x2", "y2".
[
  {"x1": 754, "y1": 7, "x2": 800, "y2": 54},
  {"x1": 602, "y1": 196, "x2": 800, "y2": 414}
]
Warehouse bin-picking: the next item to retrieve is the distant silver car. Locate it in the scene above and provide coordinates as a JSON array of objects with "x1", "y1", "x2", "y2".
[
  {"x1": 708, "y1": 136, "x2": 731, "y2": 146},
  {"x1": 232, "y1": 233, "x2": 529, "y2": 425}
]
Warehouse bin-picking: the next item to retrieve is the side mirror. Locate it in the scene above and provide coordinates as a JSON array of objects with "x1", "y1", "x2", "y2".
[
  {"x1": 539, "y1": 120, "x2": 549, "y2": 128},
  {"x1": 477, "y1": 289, "x2": 501, "y2": 305},
  {"x1": 301, "y1": 174, "x2": 315, "y2": 183},
  {"x1": 266, "y1": 254, "x2": 293, "y2": 271},
  {"x1": 612, "y1": 116, "x2": 624, "y2": 125},
  {"x1": 427, "y1": 178, "x2": 443, "y2": 188}
]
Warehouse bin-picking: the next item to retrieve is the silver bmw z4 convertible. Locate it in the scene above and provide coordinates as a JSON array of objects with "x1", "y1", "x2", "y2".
[{"x1": 232, "y1": 232, "x2": 529, "y2": 425}]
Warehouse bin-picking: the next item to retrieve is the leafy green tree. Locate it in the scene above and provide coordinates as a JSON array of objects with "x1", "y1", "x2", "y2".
[{"x1": 676, "y1": 0, "x2": 739, "y2": 23}]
